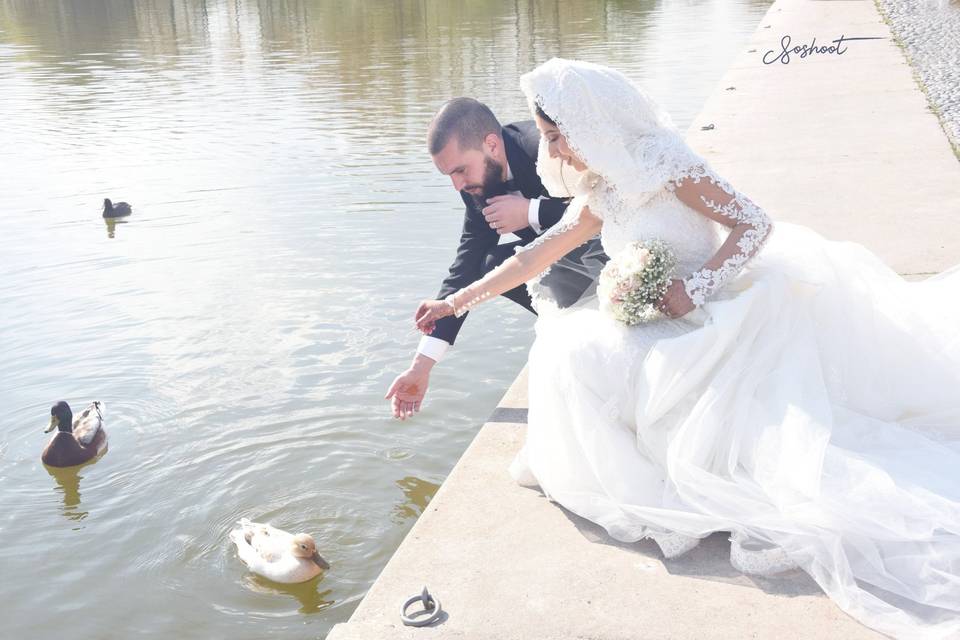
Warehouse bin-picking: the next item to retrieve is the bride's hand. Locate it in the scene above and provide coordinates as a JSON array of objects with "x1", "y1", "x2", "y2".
[
  {"x1": 658, "y1": 279, "x2": 696, "y2": 318},
  {"x1": 414, "y1": 299, "x2": 454, "y2": 334}
]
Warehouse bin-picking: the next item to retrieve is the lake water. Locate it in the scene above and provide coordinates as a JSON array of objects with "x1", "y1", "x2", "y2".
[{"x1": 0, "y1": 1, "x2": 772, "y2": 637}]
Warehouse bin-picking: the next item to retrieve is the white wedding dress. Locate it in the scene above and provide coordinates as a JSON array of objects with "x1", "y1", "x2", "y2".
[{"x1": 502, "y1": 59, "x2": 960, "y2": 639}]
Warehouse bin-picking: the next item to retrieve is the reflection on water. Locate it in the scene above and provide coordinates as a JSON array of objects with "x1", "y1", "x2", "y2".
[
  {"x1": 391, "y1": 475, "x2": 440, "y2": 524},
  {"x1": 241, "y1": 573, "x2": 336, "y2": 615},
  {"x1": 103, "y1": 217, "x2": 130, "y2": 238},
  {"x1": 0, "y1": 0, "x2": 772, "y2": 638},
  {"x1": 45, "y1": 463, "x2": 90, "y2": 521}
]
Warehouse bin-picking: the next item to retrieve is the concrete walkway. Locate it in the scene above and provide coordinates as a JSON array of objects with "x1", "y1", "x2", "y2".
[{"x1": 328, "y1": 0, "x2": 960, "y2": 638}]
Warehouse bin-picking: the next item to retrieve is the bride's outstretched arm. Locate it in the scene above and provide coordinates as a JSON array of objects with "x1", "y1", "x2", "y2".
[
  {"x1": 415, "y1": 206, "x2": 603, "y2": 332},
  {"x1": 668, "y1": 165, "x2": 774, "y2": 308}
]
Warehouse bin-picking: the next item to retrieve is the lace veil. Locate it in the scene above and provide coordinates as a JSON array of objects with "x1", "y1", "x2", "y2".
[{"x1": 519, "y1": 57, "x2": 702, "y2": 209}]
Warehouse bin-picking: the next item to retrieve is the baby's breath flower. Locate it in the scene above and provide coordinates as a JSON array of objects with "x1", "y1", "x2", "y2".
[{"x1": 598, "y1": 239, "x2": 677, "y2": 326}]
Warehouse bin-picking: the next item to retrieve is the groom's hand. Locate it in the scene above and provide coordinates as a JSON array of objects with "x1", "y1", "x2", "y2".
[
  {"x1": 483, "y1": 195, "x2": 530, "y2": 235},
  {"x1": 385, "y1": 354, "x2": 435, "y2": 420}
]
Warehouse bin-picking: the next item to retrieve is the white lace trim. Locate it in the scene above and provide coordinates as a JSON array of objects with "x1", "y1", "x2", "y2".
[
  {"x1": 644, "y1": 528, "x2": 797, "y2": 574},
  {"x1": 728, "y1": 532, "x2": 799, "y2": 575},
  {"x1": 667, "y1": 163, "x2": 773, "y2": 307},
  {"x1": 647, "y1": 529, "x2": 701, "y2": 559}
]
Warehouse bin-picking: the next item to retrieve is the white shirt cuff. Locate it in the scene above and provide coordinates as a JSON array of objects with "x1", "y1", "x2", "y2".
[
  {"x1": 528, "y1": 199, "x2": 542, "y2": 234},
  {"x1": 417, "y1": 335, "x2": 449, "y2": 362}
]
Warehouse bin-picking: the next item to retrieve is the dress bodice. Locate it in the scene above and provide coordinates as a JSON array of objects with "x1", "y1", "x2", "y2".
[
  {"x1": 517, "y1": 148, "x2": 773, "y2": 314},
  {"x1": 592, "y1": 181, "x2": 724, "y2": 277}
]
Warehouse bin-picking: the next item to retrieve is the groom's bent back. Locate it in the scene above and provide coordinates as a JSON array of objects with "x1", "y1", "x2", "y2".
[{"x1": 385, "y1": 97, "x2": 606, "y2": 419}]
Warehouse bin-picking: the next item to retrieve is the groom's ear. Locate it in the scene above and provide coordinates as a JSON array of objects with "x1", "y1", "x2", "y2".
[{"x1": 482, "y1": 132, "x2": 502, "y2": 155}]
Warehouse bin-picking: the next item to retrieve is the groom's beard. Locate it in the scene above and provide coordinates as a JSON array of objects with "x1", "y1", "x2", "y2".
[{"x1": 467, "y1": 156, "x2": 508, "y2": 208}]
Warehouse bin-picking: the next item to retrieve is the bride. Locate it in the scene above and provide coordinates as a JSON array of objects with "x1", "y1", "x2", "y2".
[{"x1": 414, "y1": 58, "x2": 960, "y2": 639}]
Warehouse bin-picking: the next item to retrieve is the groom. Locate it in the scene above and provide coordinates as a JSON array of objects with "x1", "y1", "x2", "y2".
[{"x1": 385, "y1": 97, "x2": 606, "y2": 419}]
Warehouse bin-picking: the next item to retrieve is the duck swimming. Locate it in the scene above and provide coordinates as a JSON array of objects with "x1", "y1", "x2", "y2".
[
  {"x1": 102, "y1": 198, "x2": 132, "y2": 218},
  {"x1": 42, "y1": 401, "x2": 108, "y2": 468},
  {"x1": 230, "y1": 518, "x2": 330, "y2": 584}
]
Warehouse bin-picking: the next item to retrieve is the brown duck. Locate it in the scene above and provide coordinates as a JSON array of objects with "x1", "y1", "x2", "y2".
[
  {"x1": 42, "y1": 401, "x2": 108, "y2": 467},
  {"x1": 102, "y1": 198, "x2": 132, "y2": 218}
]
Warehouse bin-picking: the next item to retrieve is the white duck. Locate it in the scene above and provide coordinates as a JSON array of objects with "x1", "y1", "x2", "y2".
[{"x1": 229, "y1": 518, "x2": 330, "y2": 584}]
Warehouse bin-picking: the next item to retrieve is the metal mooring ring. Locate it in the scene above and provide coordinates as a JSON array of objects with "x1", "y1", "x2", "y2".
[{"x1": 400, "y1": 586, "x2": 443, "y2": 627}]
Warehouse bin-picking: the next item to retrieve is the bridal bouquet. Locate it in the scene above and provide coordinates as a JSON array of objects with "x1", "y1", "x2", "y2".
[{"x1": 598, "y1": 239, "x2": 677, "y2": 325}]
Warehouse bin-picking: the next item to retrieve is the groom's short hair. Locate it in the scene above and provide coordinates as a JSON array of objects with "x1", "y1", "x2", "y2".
[{"x1": 428, "y1": 98, "x2": 501, "y2": 155}]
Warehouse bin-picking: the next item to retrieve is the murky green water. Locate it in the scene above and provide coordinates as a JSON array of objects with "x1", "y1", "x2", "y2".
[{"x1": 0, "y1": 1, "x2": 771, "y2": 637}]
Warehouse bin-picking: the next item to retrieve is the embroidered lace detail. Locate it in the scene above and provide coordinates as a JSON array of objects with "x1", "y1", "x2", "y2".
[
  {"x1": 729, "y1": 532, "x2": 798, "y2": 575},
  {"x1": 667, "y1": 163, "x2": 774, "y2": 307},
  {"x1": 648, "y1": 530, "x2": 701, "y2": 559},
  {"x1": 638, "y1": 529, "x2": 797, "y2": 573}
]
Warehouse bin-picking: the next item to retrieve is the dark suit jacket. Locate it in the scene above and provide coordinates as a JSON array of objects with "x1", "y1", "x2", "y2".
[{"x1": 428, "y1": 120, "x2": 571, "y2": 346}]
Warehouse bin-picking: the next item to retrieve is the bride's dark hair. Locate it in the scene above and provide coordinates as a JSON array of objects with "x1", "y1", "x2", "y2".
[
  {"x1": 535, "y1": 103, "x2": 558, "y2": 127},
  {"x1": 534, "y1": 102, "x2": 574, "y2": 193}
]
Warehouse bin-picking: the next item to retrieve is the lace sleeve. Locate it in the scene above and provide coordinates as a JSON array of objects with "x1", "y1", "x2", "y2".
[{"x1": 666, "y1": 163, "x2": 774, "y2": 307}]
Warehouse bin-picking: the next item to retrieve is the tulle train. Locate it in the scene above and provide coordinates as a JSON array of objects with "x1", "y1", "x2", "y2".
[{"x1": 511, "y1": 222, "x2": 960, "y2": 639}]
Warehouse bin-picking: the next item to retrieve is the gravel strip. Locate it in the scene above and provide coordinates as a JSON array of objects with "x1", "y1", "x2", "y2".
[{"x1": 874, "y1": 0, "x2": 960, "y2": 155}]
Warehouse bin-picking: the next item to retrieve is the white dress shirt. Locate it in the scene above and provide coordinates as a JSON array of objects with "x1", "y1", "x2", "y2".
[{"x1": 417, "y1": 166, "x2": 544, "y2": 362}]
